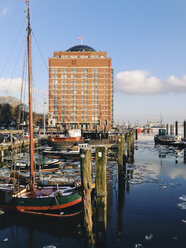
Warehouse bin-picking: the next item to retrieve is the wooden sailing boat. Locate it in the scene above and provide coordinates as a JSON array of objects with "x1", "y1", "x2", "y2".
[{"x1": 0, "y1": 0, "x2": 82, "y2": 217}]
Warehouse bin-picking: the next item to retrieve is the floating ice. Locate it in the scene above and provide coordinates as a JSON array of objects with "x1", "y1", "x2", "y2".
[
  {"x1": 43, "y1": 246, "x2": 56, "y2": 248},
  {"x1": 3, "y1": 238, "x2": 8, "y2": 242},
  {"x1": 177, "y1": 202, "x2": 186, "y2": 210},
  {"x1": 160, "y1": 185, "x2": 167, "y2": 190},
  {"x1": 134, "y1": 244, "x2": 143, "y2": 248},
  {"x1": 0, "y1": 210, "x2": 4, "y2": 215},
  {"x1": 129, "y1": 179, "x2": 144, "y2": 184},
  {"x1": 145, "y1": 234, "x2": 153, "y2": 240},
  {"x1": 181, "y1": 220, "x2": 186, "y2": 223},
  {"x1": 179, "y1": 195, "x2": 186, "y2": 201}
]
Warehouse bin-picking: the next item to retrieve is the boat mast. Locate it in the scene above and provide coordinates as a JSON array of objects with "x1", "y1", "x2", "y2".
[{"x1": 26, "y1": 0, "x2": 35, "y2": 190}]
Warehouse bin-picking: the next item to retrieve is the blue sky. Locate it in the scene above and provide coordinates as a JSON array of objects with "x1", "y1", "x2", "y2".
[{"x1": 0, "y1": 0, "x2": 186, "y2": 124}]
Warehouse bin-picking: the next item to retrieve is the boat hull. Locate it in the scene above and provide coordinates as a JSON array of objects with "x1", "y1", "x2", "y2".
[
  {"x1": 48, "y1": 136, "x2": 84, "y2": 149},
  {"x1": 7, "y1": 162, "x2": 60, "y2": 172},
  {"x1": 154, "y1": 135, "x2": 186, "y2": 148},
  {"x1": 0, "y1": 188, "x2": 82, "y2": 214}
]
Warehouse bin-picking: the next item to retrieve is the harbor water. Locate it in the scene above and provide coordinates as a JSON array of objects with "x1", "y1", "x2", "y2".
[{"x1": 0, "y1": 131, "x2": 186, "y2": 248}]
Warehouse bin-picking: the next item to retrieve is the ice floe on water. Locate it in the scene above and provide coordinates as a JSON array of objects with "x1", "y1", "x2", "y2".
[
  {"x1": 177, "y1": 202, "x2": 186, "y2": 210},
  {"x1": 145, "y1": 234, "x2": 153, "y2": 241},
  {"x1": 134, "y1": 244, "x2": 143, "y2": 248},
  {"x1": 43, "y1": 246, "x2": 56, "y2": 248},
  {"x1": 177, "y1": 195, "x2": 186, "y2": 210},
  {"x1": 179, "y1": 195, "x2": 186, "y2": 201}
]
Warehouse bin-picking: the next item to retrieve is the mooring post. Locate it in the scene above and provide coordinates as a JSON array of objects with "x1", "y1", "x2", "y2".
[
  {"x1": 135, "y1": 129, "x2": 138, "y2": 140},
  {"x1": 122, "y1": 133, "x2": 127, "y2": 172},
  {"x1": 184, "y1": 148, "x2": 186, "y2": 164},
  {"x1": 122, "y1": 133, "x2": 126, "y2": 156},
  {"x1": 175, "y1": 121, "x2": 178, "y2": 136},
  {"x1": 166, "y1": 124, "x2": 169, "y2": 135},
  {"x1": 80, "y1": 148, "x2": 94, "y2": 248},
  {"x1": 170, "y1": 125, "x2": 174, "y2": 135},
  {"x1": 127, "y1": 132, "x2": 130, "y2": 163},
  {"x1": 95, "y1": 146, "x2": 107, "y2": 247},
  {"x1": 130, "y1": 130, "x2": 135, "y2": 164},
  {"x1": 118, "y1": 135, "x2": 123, "y2": 174},
  {"x1": 184, "y1": 121, "x2": 186, "y2": 140},
  {"x1": 0, "y1": 149, "x2": 4, "y2": 163},
  {"x1": 118, "y1": 133, "x2": 126, "y2": 174},
  {"x1": 10, "y1": 130, "x2": 13, "y2": 151}
]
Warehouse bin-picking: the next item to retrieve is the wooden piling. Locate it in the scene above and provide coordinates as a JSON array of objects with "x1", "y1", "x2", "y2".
[
  {"x1": 127, "y1": 133, "x2": 130, "y2": 163},
  {"x1": 10, "y1": 130, "x2": 13, "y2": 151},
  {"x1": 80, "y1": 148, "x2": 94, "y2": 248},
  {"x1": 135, "y1": 129, "x2": 138, "y2": 140},
  {"x1": 170, "y1": 125, "x2": 174, "y2": 135},
  {"x1": 118, "y1": 136, "x2": 123, "y2": 174},
  {"x1": 130, "y1": 130, "x2": 135, "y2": 164},
  {"x1": 184, "y1": 149, "x2": 186, "y2": 164},
  {"x1": 1, "y1": 150, "x2": 4, "y2": 163},
  {"x1": 122, "y1": 133, "x2": 125, "y2": 156},
  {"x1": 166, "y1": 124, "x2": 169, "y2": 135},
  {"x1": 118, "y1": 134, "x2": 126, "y2": 174},
  {"x1": 96, "y1": 146, "x2": 107, "y2": 198},
  {"x1": 95, "y1": 146, "x2": 107, "y2": 247},
  {"x1": 175, "y1": 121, "x2": 178, "y2": 136},
  {"x1": 184, "y1": 121, "x2": 186, "y2": 140}
]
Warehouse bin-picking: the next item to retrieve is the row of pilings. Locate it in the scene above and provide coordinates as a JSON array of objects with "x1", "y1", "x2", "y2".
[
  {"x1": 80, "y1": 130, "x2": 135, "y2": 247},
  {"x1": 166, "y1": 120, "x2": 186, "y2": 139}
]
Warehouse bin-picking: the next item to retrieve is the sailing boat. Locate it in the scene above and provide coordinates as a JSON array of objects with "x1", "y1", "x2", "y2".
[{"x1": 0, "y1": 0, "x2": 82, "y2": 217}]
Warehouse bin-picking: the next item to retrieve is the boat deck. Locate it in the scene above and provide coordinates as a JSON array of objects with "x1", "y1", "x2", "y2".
[{"x1": 16, "y1": 186, "x2": 75, "y2": 199}]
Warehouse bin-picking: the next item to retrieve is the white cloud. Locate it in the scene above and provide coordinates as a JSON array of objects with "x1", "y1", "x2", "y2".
[
  {"x1": 0, "y1": 77, "x2": 23, "y2": 97},
  {"x1": 0, "y1": 7, "x2": 9, "y2": 17},
  {"x1": 0, "y1": 77, "x2": 48, "y2": 113},
  {"x1": 115, "y1": 70, "x2": 186, "y2": 95}
]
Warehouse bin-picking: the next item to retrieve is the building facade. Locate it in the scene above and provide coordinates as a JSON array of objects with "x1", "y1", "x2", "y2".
[{"x1": 48, "y1": 45, "x2": 113, "y2": 132}]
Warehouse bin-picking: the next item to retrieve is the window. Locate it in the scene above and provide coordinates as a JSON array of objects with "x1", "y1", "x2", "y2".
[
  {"x1": 71, "y1": 74, "x2": 77, "y2": 79},
  {"x1": 92, "y1": 69, "x2": 98, "y2": 73},
  {"x1": 52, "y1": 68, "x2": 58, "y2": 73},
  {"x1": 71, "y1": 69, "x2": 77, "y2": 73},
  {"x1": 82, "y1": 69, "x2": 88, "y2": 73},
  {"x1": 82, "y1": 74, "x2": 88, "y2": 79},
  {"x1": 62, "y1": 74, "x2": 67, "y2": 79}
]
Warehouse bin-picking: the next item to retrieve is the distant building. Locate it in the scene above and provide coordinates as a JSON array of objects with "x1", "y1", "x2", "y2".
[{"x1": 48, "y1": 45, "x2": 114, "y2": 131}]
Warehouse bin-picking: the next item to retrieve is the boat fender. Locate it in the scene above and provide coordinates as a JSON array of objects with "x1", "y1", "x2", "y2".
[{"x1": 74, "y1": 180, "x2": 81, "y2": 188}]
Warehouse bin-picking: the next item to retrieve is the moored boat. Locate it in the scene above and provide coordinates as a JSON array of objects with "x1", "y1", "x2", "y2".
[
  {"x1": 7, "y1": 158, "x2": 61, "y2": 172},
  {"x1": 0, "y1": 186, "x2": 82, "y2": 216},
  {"x1": 48, "y1": 129, "x2": 84, "y2": 150},
  {"x1": 0, "y1": 0, "x2": 82, "y2": 218},
  {"x1": 154, "y1": 129, "x2": 185, "y2": 147},
  {"x1": 43, "y1": 143, "x2": 95, "y2": 160}
]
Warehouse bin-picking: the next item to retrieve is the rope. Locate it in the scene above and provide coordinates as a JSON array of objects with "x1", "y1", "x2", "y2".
[
  {"x1": 54, "y1": 193, "x2": 63, "y2": 214},
  {"x1": 31, "y1": 31, "x2": 48, "y2": 71},
  {"x1": 0, "y1": 21, "x2": 25, "y2": 77},
  {"x1": 0, "y1": 37, "x2": 25, "y2": 116}
]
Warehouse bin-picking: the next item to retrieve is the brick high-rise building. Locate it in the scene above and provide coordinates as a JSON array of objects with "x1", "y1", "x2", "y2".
[{"x1": 48, "y1": 45, "x2": 113, "y2": 132}]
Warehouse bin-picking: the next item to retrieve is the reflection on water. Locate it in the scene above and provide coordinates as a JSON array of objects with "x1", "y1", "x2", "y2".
[{"x1": 1, "y1": 132, "x2": 186, "y2": 247}]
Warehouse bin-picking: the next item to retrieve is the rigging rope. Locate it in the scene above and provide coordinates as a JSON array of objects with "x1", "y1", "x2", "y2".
[
  {"x1": 0, "y1": 37, "x2": 25, "y2": 117},
  {"x1": 32, "y1": 31, "x2": 48, "y2": 71}
]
